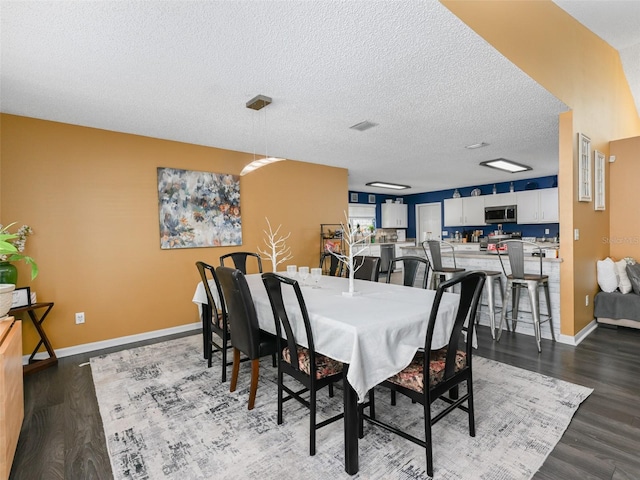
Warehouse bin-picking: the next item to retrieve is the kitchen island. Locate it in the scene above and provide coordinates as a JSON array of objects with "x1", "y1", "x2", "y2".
[{"x1": 401, "y1": 244, "x2": 562, "y2": 341}]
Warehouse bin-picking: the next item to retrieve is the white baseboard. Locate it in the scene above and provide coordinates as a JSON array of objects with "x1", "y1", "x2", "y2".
[
  {"x1": 23, "y1": 322, "x2": 201, "y2": 364},
  {"x1": 557, "y1": 319, "x2": 598, "y2": 346}
]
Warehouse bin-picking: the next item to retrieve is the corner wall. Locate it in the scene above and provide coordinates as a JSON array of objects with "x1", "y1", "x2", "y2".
[
  {"x1": 0, "y1": 114, "x2": 348, "y2": 352},
  {"x1": 442, "y1": 0, "x2": 640, "y2": 336}
]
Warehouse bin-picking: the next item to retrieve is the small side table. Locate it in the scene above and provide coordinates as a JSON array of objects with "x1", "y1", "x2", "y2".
[{"x1": 9, "y1": 302, "x2": 57, "y2": 375}]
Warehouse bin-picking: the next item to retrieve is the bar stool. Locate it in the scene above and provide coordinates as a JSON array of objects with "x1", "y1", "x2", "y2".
[
  {"x1": 474, "y1": 270, "x2": 504, "y2": 340},
  {"x1": 496, "y1": 240, "x2": 555, "y2": 352},
  {"x1": 423, "y1": 240, "x2": 465, "y2": 290}
]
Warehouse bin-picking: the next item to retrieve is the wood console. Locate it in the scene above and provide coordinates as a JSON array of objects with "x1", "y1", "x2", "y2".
[{"x1": 0, "y1": 318, "x2": 23, "y2": 480}]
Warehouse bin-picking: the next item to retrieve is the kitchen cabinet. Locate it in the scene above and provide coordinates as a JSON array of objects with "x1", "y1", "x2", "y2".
[
  {"x1": 348, "y1": 204, "x2": 376, "y2": 219},
  {"x1": 484, "y1": 192, "x2": 516, "y2": 207},
  {"x1": 516, "y1": 188, "x2": 558, "y2": 224},
  {"x1": 381, "y1": 203, "x2": 408, "y2": 228},
  {"x1": 443, "y1": 197, "x2": 485, "y2": 227}
]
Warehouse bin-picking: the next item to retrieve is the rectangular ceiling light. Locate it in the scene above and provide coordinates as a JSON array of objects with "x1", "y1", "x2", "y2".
[
  {"x1": 365, "y1": 181, "x2": 410, "y2": 190},
  {"x1": 479, "y1": 158, "x2": 532, "y2": 173}
]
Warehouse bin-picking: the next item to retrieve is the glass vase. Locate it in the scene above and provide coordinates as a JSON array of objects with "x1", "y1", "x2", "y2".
[{"x1": 0, "y1": 261, "x2": 18, "y2": 285}]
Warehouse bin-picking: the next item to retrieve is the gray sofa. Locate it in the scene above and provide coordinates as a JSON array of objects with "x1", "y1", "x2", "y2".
[{"x1": 594, "y1": 291, "x2": 640, "y2": 328}]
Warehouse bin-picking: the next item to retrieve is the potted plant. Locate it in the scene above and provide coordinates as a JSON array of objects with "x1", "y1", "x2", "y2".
[{"x1": 0, "y1": 223, "x2": 38, "y2": 283}]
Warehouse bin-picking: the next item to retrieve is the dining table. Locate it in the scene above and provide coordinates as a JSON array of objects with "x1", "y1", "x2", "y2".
[{"x1": 192, "y1": 272, "x2": 461, "y2": 475}]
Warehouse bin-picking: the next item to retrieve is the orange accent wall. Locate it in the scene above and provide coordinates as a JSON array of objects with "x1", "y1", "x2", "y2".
[
  {"x1": 442, "y1": 0, "x2": 640, "y2": 336},
  {"x1": 0, "y1": 114, "x2": 348, "y2": 352},
  {"x1": 609, "y1": 136, "x2": 640, "y2": 260}
]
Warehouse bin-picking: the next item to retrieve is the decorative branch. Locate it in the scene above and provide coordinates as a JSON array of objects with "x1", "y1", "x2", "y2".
[
  {"x1": 329, "y1": 212, "x2": 373, "y2": 294},
  {"x1": 257, "y1": 217, "x2": 293, "y2": 273}
]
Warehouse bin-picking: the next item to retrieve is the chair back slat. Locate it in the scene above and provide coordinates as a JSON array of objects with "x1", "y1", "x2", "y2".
[
  {"x1": 262, "y1": 273, "x2": 316, "y2": 374},
  {"x1": 196, "y1": 261, "x2": 227, "y2": 323},
  {"x1": 427, "y1": 240, "x2": 444, "y2": 271},
  {"x1": 424, "y1": 271, "x2": 486, "y2": 382},
  {"x1": 216, "y1": 266, "x2": 261, "y2": 358},
  {"x1": 220, "y1": 252, "x2": 263, "y2": 274}
]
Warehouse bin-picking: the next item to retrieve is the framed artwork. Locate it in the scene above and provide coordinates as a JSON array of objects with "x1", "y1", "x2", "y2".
[
  {"x1": 350, "y1": 192, "x2": 359, "y2": 203},
  {"x1": 11, "y1": 286, "x2": 31, "y2": 309},
  {"x1": 157, "y1": 167, "x2": 242, "y2": 249},
  {"x1": 594, "y1": 150, "x2": 606, "y2": 210},
  {"x1": 368, "y1": 194, "x2": 376, "y2": 204},
  {"x1": 577, "y1": 133, "x2": 592, "y2": 202}
]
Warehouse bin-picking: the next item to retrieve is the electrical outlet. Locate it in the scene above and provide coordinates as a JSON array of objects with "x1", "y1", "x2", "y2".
[
  {"x1": 585, "y1": 295, "x2": 589, "y2": 307},
  {"x1": 75, "y1": 312, "x2": 85, "y2": 324},
  {"x1": 442, "y1": 231, "x2": 448, "y2": 237},
  {"x1": 545, "y1": 228, "x2": 550, "y2": 235}
]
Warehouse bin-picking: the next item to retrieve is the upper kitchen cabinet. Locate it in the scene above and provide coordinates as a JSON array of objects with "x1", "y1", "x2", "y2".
[
  {"x1": 348, "y1": 204, "x2": 376, "y2": 219},
  {"x1": 381, "y1": 203, "x2": 408, "y2": 228},
  {"x1": 443, "y1": 197, "x2": 485, "y2": 227},
  {"x1": 484, "y1": 192, "x2": 516, "y2": 207},
  {"x1": 516, "y1": 188, "x2": 559, "y2": 223}
]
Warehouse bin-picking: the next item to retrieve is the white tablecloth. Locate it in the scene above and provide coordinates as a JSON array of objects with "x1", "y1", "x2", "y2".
[{"x1": 193, "y1": 274, "x2": 460, "y2": 402}]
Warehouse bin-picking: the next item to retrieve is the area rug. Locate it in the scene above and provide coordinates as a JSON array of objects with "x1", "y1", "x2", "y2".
[{"x1": 91, "y1": 335, "x2": 592, "y2": 480}]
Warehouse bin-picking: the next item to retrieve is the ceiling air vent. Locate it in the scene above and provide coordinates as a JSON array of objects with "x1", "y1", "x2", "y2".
[{"x1": 349, "y1": 120, "x2": 378, "y2": 132}]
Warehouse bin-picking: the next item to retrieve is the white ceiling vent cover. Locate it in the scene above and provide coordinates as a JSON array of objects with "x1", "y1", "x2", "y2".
[{"x1": 349, "y1": 121, "x2": 379, "y2": 132}]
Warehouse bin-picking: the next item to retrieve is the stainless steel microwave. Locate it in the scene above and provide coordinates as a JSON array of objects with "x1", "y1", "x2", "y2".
[{"x1": 484, "y1": 205, "x2": 517, "y2": 224}]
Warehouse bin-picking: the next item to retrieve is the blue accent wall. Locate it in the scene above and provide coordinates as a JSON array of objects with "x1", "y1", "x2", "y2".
[{"x1": 349, "y1": 175, "x2": 559, "y2": 240}]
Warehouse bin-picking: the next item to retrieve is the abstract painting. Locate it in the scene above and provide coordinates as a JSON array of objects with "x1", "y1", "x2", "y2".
[{"x1": 157, "y1": 167, "x2": 242, "y2": 249}]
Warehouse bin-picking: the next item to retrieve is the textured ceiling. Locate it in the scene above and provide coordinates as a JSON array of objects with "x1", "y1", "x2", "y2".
[{"x1": 3, "y1": 1, "x2": 627, "y2": 195}]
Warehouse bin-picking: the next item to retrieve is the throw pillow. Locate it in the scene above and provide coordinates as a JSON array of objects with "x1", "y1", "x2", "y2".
[
  {"x1": 615, "y1": 259, "x2": 633, "y2": 294},
  {"x1": 596, "y1": 257, "x2": 619, "y2": 293},
  {"x1": 626, "y1": 263, "x2": 640, "y2": 295}
]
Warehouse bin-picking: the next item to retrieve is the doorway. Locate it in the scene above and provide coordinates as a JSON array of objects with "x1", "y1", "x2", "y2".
[{"x1": 415, "y1": 203, "x2": 442, "y2": 244}]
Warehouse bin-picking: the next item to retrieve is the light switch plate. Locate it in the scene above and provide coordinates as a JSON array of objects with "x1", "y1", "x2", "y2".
[
  {"x1": 574, "y1": 229, "x2": 580, "y2": 241},
  {"x1": 442, "y1": 231, "x2": 448, "y2": 237}
]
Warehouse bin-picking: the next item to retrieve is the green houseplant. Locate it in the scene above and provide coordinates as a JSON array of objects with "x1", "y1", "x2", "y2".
[{"x1": 0, "y1": 223, "x2": 38, "y2": 282}]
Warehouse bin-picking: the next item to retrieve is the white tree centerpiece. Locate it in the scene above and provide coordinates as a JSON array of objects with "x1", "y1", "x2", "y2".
[
  {"x1": 329, "y1": 212, "x2": 373, "y2": 296},
  {"x1": 258, "y1": 217, "x2": 293, "y2": 273}
]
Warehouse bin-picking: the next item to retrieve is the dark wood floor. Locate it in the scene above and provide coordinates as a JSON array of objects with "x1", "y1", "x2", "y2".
[{"x1": 9, "y1": 322, "x2": 640, "y2": 479}]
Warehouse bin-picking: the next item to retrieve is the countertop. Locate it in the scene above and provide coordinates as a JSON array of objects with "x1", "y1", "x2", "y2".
[{"x1": 400, "y1": 245, "x2": 563, "y2": 263}]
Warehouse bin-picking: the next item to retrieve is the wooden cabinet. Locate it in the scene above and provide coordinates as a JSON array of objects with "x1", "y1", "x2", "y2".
[
  {"x1": 443, "y1": 197, "x2": 485, "y2": 227},
  {"x1": 1, "y1": 318, "x2": 23, "y2": 480},
  {"x1": 381, "y1": 203, "x2": 408, "y2": 228},
  {"x1": 516, "y1": 188, "x2": 558, "y2": 224}
]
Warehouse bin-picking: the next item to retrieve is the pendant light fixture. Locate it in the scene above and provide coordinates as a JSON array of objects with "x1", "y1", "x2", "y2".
[{"x1": 241, "y1": 95, "x2": 285, "y2": 176}]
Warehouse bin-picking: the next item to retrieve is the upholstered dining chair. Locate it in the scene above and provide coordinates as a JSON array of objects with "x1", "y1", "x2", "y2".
[
  {"x1": 496, "y1": 239, "x2": 555, "y2": 352},
  {"x1": 386, "y1": 256, "x2": 430, "y2": 288},
  {"x1": 360, "y1": 270, "x2": 486, "y2": 478},
  {"x1": 195, "y1": 261, "x2": 233, "y2": 381},
  {"x1": 219, "y1": 252, "x2": 263, "y2": 274},
  {"x1": 349, "y1": 255, "x2": 381, "y2": 282},
  {"x1": 262, "y1": 273, "x2": 344, "y2": 456},
  {"x1": 424, "y1": 240, "x2": 465, "y2": 290},
  {"x1": 216, "y1": 266, "x2": 278, "y2": 410}
]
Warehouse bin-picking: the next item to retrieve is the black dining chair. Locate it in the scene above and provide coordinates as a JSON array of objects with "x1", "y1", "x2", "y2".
[
  {"x1": 216, "y1": 266, "x2": 278, "y2": 410},
  {"x1": 319, "y1": 251, "x2": 342, "y2": 276},
  {"x1": 386, "y1": 256, "x2": 430, "y2": 288},
  {"x1": 219, "y1": 252, "x2": 263, "y2": 274},
  {"x1": 195, "y1": 261, "x2": 233, "y2": 381},
  {"x1": 262, "y1": 273, "x2": 344, "y2": 456},
  {"x1": 360, "y1": 270, "x2": 486, "y2": 478},
  {"x1": 349, "y1": 255, "x2": 381, "y2": 282}
]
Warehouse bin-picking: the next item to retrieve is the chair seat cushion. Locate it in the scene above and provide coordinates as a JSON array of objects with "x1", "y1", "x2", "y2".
[
  {"x1": 387, "y1": 348, "x2": 467, "y2": 392},
  {"x1": 282, "y1": 346, "x2": 343, "y2": 379},
  {"x1": 212, "y1": 311, "x2": 228, "y2": 332}
]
